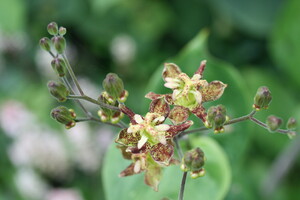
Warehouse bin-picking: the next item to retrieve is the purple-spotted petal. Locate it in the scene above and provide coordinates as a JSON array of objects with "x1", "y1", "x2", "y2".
[
  {"x1": 191, "y1": 105, "x2": 207, "y2": 122},
  {"x1": 150, "y1": 143, "x2": 174, "y2": 165},
  {"x1": 162, "y1": 63, "x2": 182, "y2": 81},
  {"x1": 169, "y1": 106, "x2": 190, "y2": 125},
  {"x1": 119, "y1": 104, "x2": 138, "y2": 124},
  {"x1": 194, "y1": 60, "x2": 207, "y2": 77},
  {"x1": 145, "y1": 92, "x2": 165, "y2": 100},
  {"x1": 149, "y1": 98, "x2": 170, "y2": 118},
  {"x1": 144, "y1": 162, "x2": 162, "y2": 192},
  {"x1": 200, "y1": 81, "x2": 227, "y2": 102},
  {"x1": 115, "y1": 128, "x2": 140, "y2": 146},
  {"x1": 119, "y1": 163, "x2": 142, "y2": 177},
  {"x1": 166, "y1": 120, "x2": 194, "y2": 138}
]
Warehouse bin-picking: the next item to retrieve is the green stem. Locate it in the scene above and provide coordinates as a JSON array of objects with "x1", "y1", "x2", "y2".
[
  {"x1": 67, "y1": 95, "x2": 120, "y2": 111},
  {"x1": 174, "y1": 136, "x2": 187, "y2": 200},
  {"x1": 179, "y1": 172, "x2": 188, "y2": 200},
  {"x1": 249, "y1": 116, "x2": 292, "y2": 135},
  {"x1": 62, "y1": 54, "x2": 84, "y2": 96}
]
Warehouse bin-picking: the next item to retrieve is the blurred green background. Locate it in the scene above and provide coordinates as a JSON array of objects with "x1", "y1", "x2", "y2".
[{"x1": 1, "y1": 0, "x2": 300, "y2": 199}]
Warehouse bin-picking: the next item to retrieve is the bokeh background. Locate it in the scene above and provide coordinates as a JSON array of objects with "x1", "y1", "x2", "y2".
[{"x1": 1, "y1": 0, "x2": 300, "y2": 199}]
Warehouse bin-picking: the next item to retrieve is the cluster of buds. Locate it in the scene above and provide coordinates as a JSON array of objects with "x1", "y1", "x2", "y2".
[
  {"x1": 98, "y1": 73, "x2": 128, "y2": 124},
  {"x1": 51, "y1": 106, "x2": 76, "y2": 129},
  {"x1": 206, "y1": 105, "x2": 228, "y2": 133},
  {"x1": 40, "y1": 22, "x2": 67, "y2": 55},
  {"x1": 181, "y1": 147, "x2": 206, "y2": 179},
  {"x1": 253, "y1": 86, "x2": 272, "y2": 111},
  {"x1": 40, "y1": 22, "x2": 68, "y2": 77}
]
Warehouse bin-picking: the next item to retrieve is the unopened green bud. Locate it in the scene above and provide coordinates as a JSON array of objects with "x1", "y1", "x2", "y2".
[
  {"x1": 102, "y1": 73, "x2": 124, "y2": 100},
  {"x1": 266, "y1": 115, "x2": 282, "y2": 132},
  {"x1": 47, "y1": 81, "x2": 69, "y2": 102},
  {"x1": 207, "y1": 105, "x2": 227, "y2": 133},
  {"x1": 253, "y1": 86, "x2": 272, "y2": 110},
  {"x1": 51, "y1": 106, "x2": 76, "y2": 129},
  {"x1": 47, "y1": 22, "x2": 58, "y2": 35},
  {"x1": 51, "y1": 58, "x2": 66, "y2": 77},
  {"x1": 287, "y1": 117, "x2": 297, "y2": 130},
  {"x1": 182, "y1": 147, "x2": 205, "y2": 173},
  {"x1": 59, "y1": 27, "x2": 67, "y2": 36},
  {"x1": 51, "y1": 36, "x2": 66, "y2": 54},
  {"x1": 39, "y1": 37, "x2": 51, "y2": 52}
]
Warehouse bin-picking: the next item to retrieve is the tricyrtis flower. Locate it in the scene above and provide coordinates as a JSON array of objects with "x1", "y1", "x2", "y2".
[
  {"x1": 116, "y1": 104, "x2": 193, "y2": 190},
  {"x1": 147, "y1": 61, "x2": 227, "y2": 123}
]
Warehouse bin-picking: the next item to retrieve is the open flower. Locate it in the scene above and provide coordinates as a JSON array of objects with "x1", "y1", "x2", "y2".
[
  {"x1": 146, "y1": 61, "x2": 227, "y2": 124},
  {"x1": 116, "y1": 103, "x2": 193, "y2": 190}
]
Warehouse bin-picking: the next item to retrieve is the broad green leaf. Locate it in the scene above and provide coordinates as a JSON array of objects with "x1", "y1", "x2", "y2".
[
  {"x1": 102, "y1": 136, "x2": 231, "y2": 200},
  {"x1": 207, "y1": 0, "x2": 283, "y2": 37},
  {"x1": 270, "y1": 0, "x2": 300, "y2": 87}
]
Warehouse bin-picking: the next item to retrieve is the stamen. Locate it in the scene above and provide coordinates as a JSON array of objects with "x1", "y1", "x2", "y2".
[
  {"x1": 138, "y1": 135, "x2": 148, "y2": 149},
  {"x1": 134, "y1": 114, "x2": 144, "y2": 124},
  {"x1": 155, "y1": 124, "x2": 170, "y2": 131}
]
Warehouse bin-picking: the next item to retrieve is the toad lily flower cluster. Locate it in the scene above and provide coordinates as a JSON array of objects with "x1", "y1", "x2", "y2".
[
  {"x1": 116, "y1": 101, "x2": 193, "y2": 191},
  {"x1": 146, "y1": 61, "x2": 227, "y2": 128}
]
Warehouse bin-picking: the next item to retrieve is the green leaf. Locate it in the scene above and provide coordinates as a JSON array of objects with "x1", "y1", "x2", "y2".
[
  {"x1": 102, "y1": 136, "x2": 231, "y2": 200},
  {"x1": 206, "y1": 0, "x2": 283, "y2": 37},
  {"x1": 270, "y1": 0, "x2": 300, "y2": 87}
]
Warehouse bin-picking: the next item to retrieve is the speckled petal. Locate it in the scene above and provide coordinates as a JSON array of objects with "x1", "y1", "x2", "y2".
[
  {"x1": 162, "y1": 63, "x2": 182, "y2": 81},
  {"x1": 119, "y1": 104, "x2": 138, "y2": 124},
  {"x1": 200, "y1": 81, "x2": 227, "y2": 102},
  {"x1": 115, "y1": 128, "x2": 140, "y2": 146},
  {"x1": 191, "y1": 104, "x2": 207, "y2": 123},
  {"x1": 166, "y1": 120, "x2": 194, "y2": 138},
  {"x1": 169, "y1": 106, "x2": 190, "y2": 125},
  {"x1": 150, "y1": 143, "x2": 174, "y2": 165},
  {"x1": 149, "y1": 98, "x2": 170, "y2": 118}
]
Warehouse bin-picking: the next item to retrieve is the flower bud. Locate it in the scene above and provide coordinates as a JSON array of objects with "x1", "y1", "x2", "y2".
[
  {"x1": 266, "y1": 115, "x2": 282, "y2": 132},
  {"x1": 207, "y1": 105, "x2": 227, "y2": 133},
  {"x1": 51, "y1": 36, "x2": 66, "y2": 54},
  {"x1": 51, "y1": 58, "x2": 66, "y2": 77},
  {"x1": 39, "y1": 37, "x2": 51, "y2": 52},
  {"x1": 253, "y1": 86, "x2": 272, "y2": 110},
  {"x1": 51, "y1": 106, "x2": 76, "y2": 129},
  {"x1": 47, "y1": 81, "x2": 69, "y2": 102},
  {"x1": 47, "y1": 22, "x2": 58, "y2": 35},
  {"x1": 59, "y1": 27, "x2": 67, "y2": 36},
  {"x1": 181, "y1": 147, "x2": 205, "y2": 178},
  {"x1": 287, "y1": 117, "x2": 297, "y2": 130},
  {"x1": 102, "y1": 73, "x2": 124, "y2": 100}
]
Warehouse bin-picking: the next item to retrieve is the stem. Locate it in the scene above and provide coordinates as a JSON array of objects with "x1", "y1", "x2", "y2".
[
  {"x1": 249, "y1": 117, "x2": 292, "y2": 135},
  {"x1": 62, "y1": 54, "x2": 84, "y2": 96},
  {"x1": 179, "y1": 172, "x2": 188, "y2": 200},
  {"x1": 67, "y1": 95, "x2": 120, "y2": 111},
  {"x1": 174, "y1": 136, "x2": 187, "y2": 200}
]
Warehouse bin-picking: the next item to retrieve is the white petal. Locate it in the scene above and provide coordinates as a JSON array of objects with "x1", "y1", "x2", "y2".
[
  {"x1": 155, "y1": 124, "x2": 170, "y2": 132},
  {"x1": 164, "y1": 82, "x2": 180, "y2": 89},
  {"x1": 134, "y1": 160, "x2": 141, "y2": 173},
  {"x1": 134, "y1": 114, "x2": 144, "y2": 124},
  {"x1": 165, "y1": 77, "x2": 181, "y2": 83},
  {"x1": 192, "y1": 74, "x2": 201, "y2": 81},
  {"x1": 138, "y1": 135, "x2": 148, "y2": 149},
  {"x1": 153, "y1": 116, "x2": 165, "y2": 124}
]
